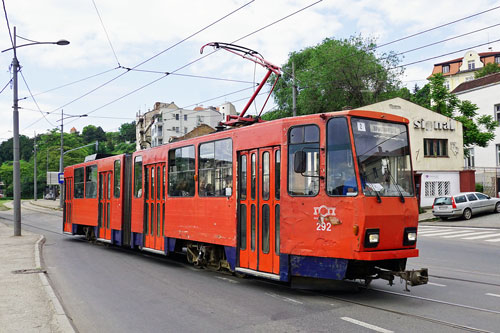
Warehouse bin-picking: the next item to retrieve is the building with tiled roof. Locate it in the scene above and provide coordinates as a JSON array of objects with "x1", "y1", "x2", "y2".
[
  {"x1": 429, "y1": 50, "x2": 500, "y2": 91},
  {"x1": 451, "y1": 72, "x2": 500, "y2": 197}
]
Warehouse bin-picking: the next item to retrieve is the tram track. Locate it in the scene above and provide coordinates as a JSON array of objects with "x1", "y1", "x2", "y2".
[{"x1": 2, "y1": 206, "x2": 497, "y2": 332}]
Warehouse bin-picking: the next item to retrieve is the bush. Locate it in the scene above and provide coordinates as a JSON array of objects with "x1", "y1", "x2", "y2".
[{"x1": 475, "y1": 183, "x2": 484, "y2": 192}]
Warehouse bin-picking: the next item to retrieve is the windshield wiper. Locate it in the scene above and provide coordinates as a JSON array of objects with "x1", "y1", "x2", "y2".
[{"x1": 386, "y1": 170, "x2": 405, "y2": 203}]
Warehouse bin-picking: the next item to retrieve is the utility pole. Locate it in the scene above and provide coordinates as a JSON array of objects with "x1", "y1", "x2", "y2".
[
  {"x1": 292, "y1": 61, "x2": 297, "y2": 117},
  {"x1": 34, "y1": 132, "x2": 37, "y2": 201},
  {"x1": 59, "y1": 109, "x2": 64, "y2": 208},
  {"x1": 12, "y1": 27, "x2": 21, "y2": 236}
]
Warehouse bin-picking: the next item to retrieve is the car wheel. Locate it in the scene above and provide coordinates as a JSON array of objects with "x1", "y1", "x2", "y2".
[
  {"x1": 462, "y1": 208, "x2": 472, "y2": 220},
  {"x1": 495, "y1": 202, "x2": 500, "y2": 213}
]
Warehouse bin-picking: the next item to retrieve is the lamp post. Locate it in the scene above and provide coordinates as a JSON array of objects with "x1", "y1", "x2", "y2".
[
  {"x1": 57, "y1": 111, "x2": 87, "y2": 208},
  {"x1": 2, "y1": 26, "x2": 69, "y2": 236}
]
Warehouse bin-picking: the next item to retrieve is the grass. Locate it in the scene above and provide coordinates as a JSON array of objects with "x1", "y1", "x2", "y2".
[{"x1": 0, "y1": 199, "x2": 11, "y2": 211}]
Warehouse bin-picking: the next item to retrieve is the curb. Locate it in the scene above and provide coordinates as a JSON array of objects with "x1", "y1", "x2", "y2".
[{"x1": 35, "y1": 236, "x2": 75, "y2": 333}]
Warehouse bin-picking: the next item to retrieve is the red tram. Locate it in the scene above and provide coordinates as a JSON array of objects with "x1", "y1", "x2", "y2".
[{"x1": 63, "y1": 110, "x2": 428, "y2": 288}]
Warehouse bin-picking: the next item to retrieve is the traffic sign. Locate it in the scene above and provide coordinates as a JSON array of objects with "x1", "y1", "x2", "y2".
[{"x1": 58, "y1": 172, "x2": 64, "y2": 184}]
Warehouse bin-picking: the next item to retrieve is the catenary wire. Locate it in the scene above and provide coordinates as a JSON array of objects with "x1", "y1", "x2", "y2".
[
  {"x1": 1, "y1": 0, "x2": 14, "y2": 48},
  {"x1": 0, "y1": 78, "x2": 12, "y2": 95},
  {"x1": 19, "y1": 70, "x2": 56, "y2": 127},
  {"x1": 91, "y1": 0, "x2": 121, "y2": 66}
]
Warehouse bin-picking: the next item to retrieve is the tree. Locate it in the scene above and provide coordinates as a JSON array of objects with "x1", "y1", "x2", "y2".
[
  {"x1": 428, "y1": 73, "x2": 498, "y2": 153},
  {"x1": 270, "y1": 36, "x2": 404, "y2": 117},
  {"x1": 474, "y1": 63, "x2": 500, "y2": 79},
  {"x1": 82, "y1": 125, "x2": 107, "y2": 144},
  {"x1": 119, "y1": 121, "x2": 136, "y2": 142}
]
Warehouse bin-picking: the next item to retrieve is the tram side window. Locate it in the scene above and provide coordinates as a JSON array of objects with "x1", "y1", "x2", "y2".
[
  {"x1": 326, "y1": 117, "x2": 357, "y2": 196},
  {"x1": 168, "y1": 146, "x2": 195, "y2": 197},
  {"x1": 74, "y1": 167, "x2": 84, "y2": 198},
  {"x1": 114, "y1": 160, "x2": 121, "y2": 198},
  {"x1": 134, "y1": 156, "x2": 142, "y2": 198},
  {"x1": 288, "y1": 125, "x2": 320, "y2": 196},
  {"x1": 199, "y1": 139, "x2": 233, "y2": 197},
  {"x1": 85, "y1": 165, "x2": 97, "y2": 198}
]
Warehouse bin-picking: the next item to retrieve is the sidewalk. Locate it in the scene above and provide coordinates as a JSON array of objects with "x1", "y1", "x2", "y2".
[{"x1": 0, "y1": 200, "x2": 73, "y2": 333}]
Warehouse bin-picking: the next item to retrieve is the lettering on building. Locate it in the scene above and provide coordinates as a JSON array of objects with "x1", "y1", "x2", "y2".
[{"x1": 413, "y1": 119, "x2": 455, "y2": 131}]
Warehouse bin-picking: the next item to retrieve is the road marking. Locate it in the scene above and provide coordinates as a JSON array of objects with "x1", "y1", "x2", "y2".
[
  {"x1": 419, "y1": 230, "x2": 473, "y2": 237},
  {"x1": 418, "y1": 229, "x2": 454, "y2": 235},
  {"x1": 486, "y1": 293, "x2": 500, "y2": 298},
  {"x1": 341, "y1": 317, "x2": 393, "y2": 333},
  {"x1": 462, "y1": 233, "x2": 500, "y2": 240},
  {"x1": 265, "y1": 292, "x2": 303, "y2": 305},
  {"x1": 442, "y1": 231, "x2": 492, "y2": 238},
  {"x1": 485, "y1": 238, "x2": 500, "y2": 242},
  {"x1": 427, "y1": 282, "x2": 446, "y2": 287},
  {"x1": 215, "y1": 276, "x2": 238, "y2": 284}
]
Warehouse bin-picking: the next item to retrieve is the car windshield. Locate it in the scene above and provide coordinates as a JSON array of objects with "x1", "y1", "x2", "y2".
[{"x1": 351, "y1": 118, "x2": 414, "y2": 197}]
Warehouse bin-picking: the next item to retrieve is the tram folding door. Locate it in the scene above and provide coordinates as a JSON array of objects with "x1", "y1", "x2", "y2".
[
  {"x1": 144, "y1": 163, "x2": 166, "y2": 252},
  {"x1": 238, "y1": 147, "x2": 280, "y2": 275},
  {"x1": 98, "y1": 171, "x2": 112, "y2": 240},
  {"x1": 63, "y1": 177, "x2": 73, "y2": 233}
]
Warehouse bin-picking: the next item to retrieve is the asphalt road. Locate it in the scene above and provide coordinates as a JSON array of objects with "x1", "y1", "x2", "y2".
[{"x1": 1, "y1": 203, "x2": 499, "y2": 333}]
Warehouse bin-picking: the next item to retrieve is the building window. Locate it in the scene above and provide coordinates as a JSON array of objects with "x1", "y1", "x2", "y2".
[
  {"x1": 495, "y1": 56, "x2": 500, "y2": 64},
  {"x1": 444, "y1": 80, "x2": 450, "y2": 90},
  {"x1": 184, "y1": 114, "x2": 188, "y2": 121},
  {"x1": 424, "y1": 139, "x2": 448, "y2": 157},
  {"x1": 198, "y1": 139, "x2": 233, "y2": 197},
  {"x1": 175, "y1": 127, "x2": 179, "y2": 133},
  {"x1": 495, "y1": 104, "x2": 500, "y2": 124},
  {"x1": 168, "y1": 146, "x2": 195, "y2": 197},
  {"x1": 184, "y1": 127, "x2": 188, "y2": 134},
  {"x1": 158, "y1": 139, "x2": 162, "y2": 145},
  {"x1": 468, "y1": 60, "x2": 475, "y2": 70},
  {"x1": 157, "y1": 125, "x2": 162, "y2": 137},
  {"x1": 442, "y1": 65, "x2": 450, "y2": 73},
  {"x1": 424, "y1": 181, "x2": 450, "y2": 197},
  {"x1": 464, "y1": 148, "x2": 475, "y2": 168},
  {"x1": 497, "y1": 144, "x2": 500, "y2": 166},
  {"x1": 175, "y1": 114, "x2": 179, "y2": 120}
]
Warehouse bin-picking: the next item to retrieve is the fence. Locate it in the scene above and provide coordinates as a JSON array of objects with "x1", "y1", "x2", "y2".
[{"x1": 471, "y1": 167, "x2": 500, "y2": 197}]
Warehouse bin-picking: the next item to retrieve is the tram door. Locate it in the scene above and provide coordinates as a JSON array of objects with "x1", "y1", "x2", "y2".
[
  {"x1": 144, "y1": 163, "x2": 166, "y2": 251},
  {"x1": 238, "y1": 147, "x2": 280, "y2": 274},
  {"x1": 98, "y1": 171, "x2": 112, "y2": 240},
  {"x1": 63, "y1": 177, "x2": 73, "y2": 233}
]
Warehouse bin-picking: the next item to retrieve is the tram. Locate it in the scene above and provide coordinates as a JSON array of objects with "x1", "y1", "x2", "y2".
[{"x1": 62, "y1": 43, "x2": 427, "y2": 288}]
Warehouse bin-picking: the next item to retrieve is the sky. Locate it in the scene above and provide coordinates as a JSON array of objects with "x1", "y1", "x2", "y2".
[{"x1": 1, "y1": 0, "x2": 500, "y2": 142}]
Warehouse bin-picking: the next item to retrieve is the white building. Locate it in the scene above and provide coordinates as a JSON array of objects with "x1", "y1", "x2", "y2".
[
  {"x1": 452, "y1": 72, "x2": 500, "y2": 196},
  {"x1": 358, "y1": 98, "x2": 470, "y2": 207},
  {"x1": 136, "y1": 102, "x2": 237, "y2": 150}
]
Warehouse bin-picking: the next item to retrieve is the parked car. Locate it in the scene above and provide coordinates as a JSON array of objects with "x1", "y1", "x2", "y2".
[{"x1": 432, "y1": 192, "x2": 500, "y2": 220}]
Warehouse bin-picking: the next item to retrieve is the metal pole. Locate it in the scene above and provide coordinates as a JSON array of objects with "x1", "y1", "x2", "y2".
[
  {"x1": 34, "y1": 132, "x2": 37, "y2": 201},
  {"x1": 12, "y1": 27, "x2": 21, "y2": 236},
  {"x1": 292, "y1": 61, "x2": 297, "y2": 117},
  {"x1": 59, "y1": 109, "x2": 64, "y2": 208}
]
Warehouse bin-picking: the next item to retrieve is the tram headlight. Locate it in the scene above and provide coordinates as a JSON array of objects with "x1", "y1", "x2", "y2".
[
  {"x1": 403, "y1": 227, "x2": 417, "y2": 246},
  {"x1": 364, "y1": 229, "x2": 379, "y2": 248}
]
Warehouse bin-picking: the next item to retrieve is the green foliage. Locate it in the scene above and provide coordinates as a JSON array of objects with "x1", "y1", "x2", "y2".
[
  {"x1": 474, "y1": 63, "x2": 500, "y2": 78},
  {"x1": 475, "y1": 183, "x2": 484, "y2": 192},
  {"x1": 271, "y1": 35, "x2": 404, "y2": 117},
  {"x1": 427, "y1": 73, "x2": 498, "y2": 153},
  {"x1": 0, "y1": 121, "x2": 137, "y2": 198},
  {"x1": 410, "y1": 83, "x2": 431, "y2": 110}
]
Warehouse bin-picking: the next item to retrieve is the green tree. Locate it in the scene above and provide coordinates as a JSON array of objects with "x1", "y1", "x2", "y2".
[
  {"x1": 82, "y1": 125, "x2": 106, "y2": 144},
  {"x1": 119, "y1": 121, "x2": 136, "y2": 142},
  {"x1": 271, "y1": 35, "x2": 404, "y2": 117},
  {"x1": 410, "y1": 83, "x2": 431, "y2": 110},
  {"x1": 428, "y1": 73, "x2": 498, "y2": 153},
  {"x1": 474, "y1": 63, "x2": 500, "y2": 78}
]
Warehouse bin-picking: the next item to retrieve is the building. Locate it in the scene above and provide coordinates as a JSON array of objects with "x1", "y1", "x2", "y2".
[
  {"x1": 452, "y1": 72, "x2": 500, "y2": 197},
  {"x1": 136, "y1": 102, "x2": 237, "y2": 150},
  {"x1": 429, "y1": 49, "x2": 500, "y2": 91},
  {"x1": 357, "y1": 98, "x2": 473, "y2": 207}
]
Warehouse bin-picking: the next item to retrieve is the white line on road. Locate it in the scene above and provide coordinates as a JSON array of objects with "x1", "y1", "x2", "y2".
[
  {"x1": 341, "y1": 317, "x2": 393, "y2": 333},
  {"x1": 265, "y1": 292, "x2": 303, "y2": 305},
  {"x1": 427, "y1": 282, "x2": 446, "y2": 287},
  {"x1": 418, "y1": 229, "x2": 454, "y2": 235},
  {"x1": 215, "y1": 276, "x2": 238, "y2": 284},
  {"x1": 442, "y1": 231, "x2": 492, "y2": 238},
  {"x1": 461, "y1": 233, "x2": 500, "y2": 240},
  {"x1": 485, "y1": 238, "x2": 500, "y2": 242},
  {"x1": 486, "y1": 293, "x2": 500, "y2": 298},
  {"x1": 419, "y1": 230, "x2": 473, "y2": 237}
]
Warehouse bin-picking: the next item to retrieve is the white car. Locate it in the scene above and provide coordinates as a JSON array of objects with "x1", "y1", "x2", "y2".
[{"x1": 432, "y1": 192, "x2": 500, "y2": 220}]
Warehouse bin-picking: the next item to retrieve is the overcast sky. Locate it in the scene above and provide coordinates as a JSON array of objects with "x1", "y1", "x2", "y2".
[{"x1": 1, "y1": 0, "x2": 499, "y2": 141}]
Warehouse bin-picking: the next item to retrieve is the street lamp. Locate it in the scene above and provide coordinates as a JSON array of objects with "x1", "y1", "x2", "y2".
[
  {"x1": 2, "y1": 26, "x2": 69, "y2": 236},
  {"x1": 57, "y1": 111, "x2": 87, "y2": 208}
]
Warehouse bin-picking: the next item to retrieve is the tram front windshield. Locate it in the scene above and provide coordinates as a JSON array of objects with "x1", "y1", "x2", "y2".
[{"x1": 351, "y1": 118, "x2": 414, "y2": 197}]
